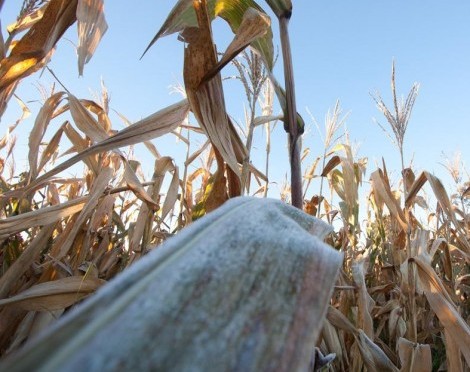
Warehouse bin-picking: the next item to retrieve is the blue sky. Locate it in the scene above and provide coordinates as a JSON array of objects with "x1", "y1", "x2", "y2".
[{"x1": 2, "y1": 1, "x2": 470, "y2": 198}]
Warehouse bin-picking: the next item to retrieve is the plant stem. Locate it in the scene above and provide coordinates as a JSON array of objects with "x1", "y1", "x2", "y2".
[
  {"x1": 401, "y1": 145, "x2": 417, "y2": 342},
  {"x1": 241, "y1": 93, "x2": 258, "y2": 194},
  {"x1": 316, "y1": 149, "x2": 328, "y2": 218},
  {"x1": 279, "y1": 16, "x2": 302, "y2": 209}
]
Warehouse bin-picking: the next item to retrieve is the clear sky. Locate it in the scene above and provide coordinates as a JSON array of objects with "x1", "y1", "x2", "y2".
[{"x1": 2, "y1": 1, "x2": 470, "y2": 198}]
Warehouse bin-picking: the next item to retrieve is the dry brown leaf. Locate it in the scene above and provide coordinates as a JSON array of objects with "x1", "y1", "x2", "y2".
[
  {"x1": 352, "y1": 257, "x2": 375, "y2": 338},
  {"x1": 0, "y1": 18, "x2": 4, "y2": 59},
  {"x1": 321, "y1": 155, "x2": 341, "y2": 177},
  {"x1": 63, "y1": 121, "x2": 100, "y2": 174},
  {"x1": 406, "y1": 171, "x2": 470, "y2": 251},
  {"x1": 0, "y1": 276, "x2": 105, "y2": 311},
  {"x1": 414, "y1": 255, "x2": 470, "y2": 366},
  {"x1": 183, "y1": 0, "x2": 246, "y2": 184},
  {"x1": 184, "y1": 139, "x2": 210, "y2": 166},
  {"x1": 205, "y1": 162, "x2": 229, "y2": 213},
  {"x1": 0, "y1": 81, "x2": 18, "y2": 119},
  {"x1": 0, "y1": 197, "x2": 88, "y2": 239},
  {"x1": 388, "y1": 306, "x2": 405, "y2": 341},
  {"x1": 328, "y1": 292, "x2": 398, "y2": 370},
  {"x1": 161, "y1": 166, "x2": 180, "y2": 220},
  {"x1": 37, "y1": 123, "x2": 65, "y2": 174},
  {"x1": 28, "y1": 91, "x2": 66, "y2": 180},
  {"x1": 321, "y1": 319, "x2": 344, "y2": 369},
  {"x1": 371, "y1": 169, "x2": 408, "y2": 230},
  {"x1": 55, "y1": 167, "x2": 113, "y2": 259},
  {"x1": 5, "y1": 311, "x2": 36, "y2": 354},
  {"x1": 252, "y1": 114, "x2": 283, "y2": 127},
  {"x1": 68, "y1": 94, "x2": 108, "y2": 142},
  {"x1": 0, "y1": 96, "x2": 31, "y2": 150},
  {"x1": 77, "y1": 0, "x2": 108, "y2": 75},
  {"x1": 122, "y1": 160, "x2": 159, "y2": 209},
  {"x1": 28, "y1": 310, "x2": 65, "y2": 340},
  {"x1": 89, "y1": 194, "x2": 115, "y2": 232},
  {"x1": 7, "y1": 4, "x2": 47, "y2": 34},
  {"x1": 94, "y1": 99, "x2": 189, "y2": 151},
  {"x1": 397, "y1": 337, "x2": 431, "y2": 372},
  {"x1": 356, "y1": 330, "x2": 399, "y2": 372},
  {"x1": 0, "y1": 224, "x2": 56, "y2": 299},
  {"x1": 444, "y1": 328, "x2": 464, "y2": 372},
  {"x1": 0, "y1": 307, "x2": 27, "y2": 354},
  {"x1": 202, "y1": 7, "x2": 270, "y2": 82},
  {"x1": 327, "y1": 305, "x2": 358, "y2": 335},
  {"x1": 0, "y1": 0, "x2": 78, "y2": 92},
  {"x1": 114, "y1": 110, "x2": 162, "y2": 159},
  {"x1": 23, "y1": 99, "x2": 189, "y2": 196},
  {"x1": 128, "y1": 158, "x2": 177, "y2": 255}
]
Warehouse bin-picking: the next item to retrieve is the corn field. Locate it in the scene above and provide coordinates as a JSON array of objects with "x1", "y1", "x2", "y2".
[{"x1": 0, "y1": 1, "x2": 469, "y2": 371}]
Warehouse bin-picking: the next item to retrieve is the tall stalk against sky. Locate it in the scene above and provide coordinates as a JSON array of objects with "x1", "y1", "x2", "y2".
[
  {"x1": 371, "y1": 61, "x2": 420, "y2": 342},
  {"x1": 265, "y1": 0, "x2": 303, "y2": 208}
]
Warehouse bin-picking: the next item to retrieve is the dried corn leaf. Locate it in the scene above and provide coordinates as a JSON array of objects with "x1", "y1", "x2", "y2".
[
  {"x1": 55, "y1": 167, "x2": 113, "y2": 259},
  {"x1": 444, "y1": 328, "x2": 464, "y2": 372},
  {"x1": 28, "y1": 91, "x2": 65, "y2": 180},
  {"x1": 114, "y1": 110, "x2": 161, "y2": 159},
  {"x1": 0, "y1": 0, "x2": 77, "y2": 92},
  {"x1": 321, "y1": 319, "x2": 344, "y2": 369},
  {"x1": 89, "y1": 194, "x2": 115, "y2": 232},
  {"x1": 5, "y1": 312, "x2": 35, "y2": 355},
  {"x1": 185, "y1": 139, "x2": 210, "y2": 166},
  {"x1": 183, "y1": 1, "x2": 244, "y2": 177},
  {"x1": 37, "y1": 123, "x2": 65, "y2": 174},
  {"x1": 0, "y1": 96, "x2": 30, "y2": 150},
  {"x1": 203, "y1": 7, "x2": 270, "y2": 82},
  {"x1": 0, "y1": 81, "x2": 17, "y2": 119},
  {"x1": 68, "y1": 94, "x2": 108, "y2": 142},
  {"x1": 0, "y1": 196, "x2": 88, "y2": 239},
  {"x1": 326, "y1": 169, "x2": 343, "y2": 201},
  {"x1": 327, "y1": 305, "x2": 357, "y2": 335},
  {"x1": 388, "y1": 306, "x2": 406, "y2": 341},
  {"x1": 28, "y1": 310, "x2": 65, "y2": 341},
  {"x1": 321, "y1": 155, "x2": 341, "y2": 177},
  {"x1": 7, "y1": 4, "x2": 47, "y2": 34},
  {"x1": 0, "y1": 19, "x2": 4, "y2": 59},
  {"x1": 352, "y1": 257, "x2": 375, "y2": 338},
  {"x1": 6, "y1": 310, "x2": 65, "y2": 355},
  {"x1": 248, "y1": 163, "x2": 268, "y2": 183},
  {"x1": 143, "y1": 0, "x2": 273, "y2": 69},
  {"x1": 356, "y1": 330, "x2": 399, "y2": 372},
  {"x1": 98, "y1": 100, "x2": 189, "y2": 150},
  {"x1": 371, "y1": 169, "x2": 407, "y2": 230},
  {"x1": 0, "y1": 197, "x2": 341, "y2": 371},
  {"x1": 214, "y1": 0, "x2": 274, "y2": 70},
  {"x1": 77, "y1": 0, "x2": 107, "y2": 75},
  {"x1": 122, "y1": 160, "x2": 158, "y2": 209},
  {"x1": 161, "y1": 166, "x2": 180, "y2": 220},
  {"x1": 397, "y1": 337, "x2": 431, "y2": 372},
  {"x1": 414, "y1": 255, "x2": 470, "y2": 366},
  {"x1": 0, "y1": 276, "x2": 105, "y2": 311},
  {"x1": 0, "y1": 224, "x2": 56, "y2": 299},
  {"x1": 63, "y1": 121, "x2": 100, "y2": 174},
  {"x1": 407, "y1": 171, "x2": 469, "y2": 250},
  {"x1": 252, "y1": 114, "x2": 283, "y2": 127},
  {"x1": 26, "y1": 100, "x2": 189, "y2": 194}
]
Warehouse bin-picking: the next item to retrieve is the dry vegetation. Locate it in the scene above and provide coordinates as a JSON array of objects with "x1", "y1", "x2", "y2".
[{"x1": 0, "y1": 1, "x2": 469, "y2": 371}]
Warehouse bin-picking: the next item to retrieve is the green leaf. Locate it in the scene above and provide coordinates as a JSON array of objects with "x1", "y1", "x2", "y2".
[
  {"x1": 143, "y1": 0, "x2": 274, "y2": 70},
  {"x1": 269, "y1": 71, "x2": 305, "y2": 134},
  {"x1": 215, "y1": 0, "x2": 274, "y2": 70}
]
